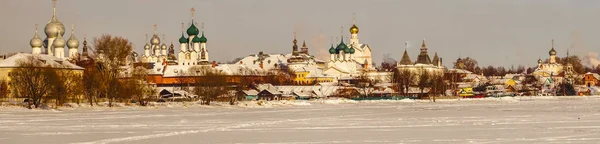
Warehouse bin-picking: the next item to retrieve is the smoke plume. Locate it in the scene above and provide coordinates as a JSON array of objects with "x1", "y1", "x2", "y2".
[{"x1": 587, "y1": 52, "x2": 600, "y2": 67}]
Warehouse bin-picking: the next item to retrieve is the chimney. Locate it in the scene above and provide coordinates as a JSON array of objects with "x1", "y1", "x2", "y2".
[{"x1": 212, "y1": 61, "x2": 217, "y2": 68}]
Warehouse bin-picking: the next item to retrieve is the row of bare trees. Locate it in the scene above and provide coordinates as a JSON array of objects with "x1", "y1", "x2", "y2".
[
  {"x1": 4, "y1": 34, "x2": 158, "y2": 108},
  {"x1": 8, "y1": 56, "x2": 83, "y2": 108},
  {"x1": 392, "y1": 68, "x2": 446, "y2": 100}
]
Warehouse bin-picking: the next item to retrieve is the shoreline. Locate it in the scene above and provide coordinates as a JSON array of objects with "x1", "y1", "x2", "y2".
[{"x1": 2, "y1": 96, "x2": 599, "y2": 111}]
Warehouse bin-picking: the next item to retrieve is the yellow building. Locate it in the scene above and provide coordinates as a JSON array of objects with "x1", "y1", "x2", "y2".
[{"x1": 0, "y1": 53, "x2": 84, "y2": 97}]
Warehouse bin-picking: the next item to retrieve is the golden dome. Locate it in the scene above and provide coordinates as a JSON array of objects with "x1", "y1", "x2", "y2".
[{"x1": 349, "y1": 24, "x2": 359, "y2": 34}]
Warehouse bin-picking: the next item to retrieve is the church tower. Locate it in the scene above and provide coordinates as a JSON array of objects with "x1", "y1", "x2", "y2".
[
  {"x1": 30, "y1": 24, "x2": 43, "y2": 54},
  {"x1": 399, "y1": 41, "x2": 412, "y2": 65},
  {"x1": 44, "y1": 0, "x2": 65, "y2": 57},
  {"x1": 415, "y1": 39, "x2": 432, "y2": 64},
  {"x1": 549, "y1": 39, "x2": 557, "y2": 64},
  {"x1": 199, "y1": 23, "x2": 209, "y2": 62},
  {"x1": 67, "y1": 24, "x2": 80, "y2": 59},
  {"x1": 301, "y1": 40, "x2": 309, "y2": 55},
  {"x1": 349, "y1": 13, "x2": 359, "y2": 46}
]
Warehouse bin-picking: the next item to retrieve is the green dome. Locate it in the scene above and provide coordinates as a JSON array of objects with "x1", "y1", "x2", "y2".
[
  {"x1": 186, "y1": 21, "x2": 199, "y2": 36},
  {"x1": 335, "y1": 37, "x2": 346, "y2": 52},
  {"x1": 192, "y1": 35, "x2": 202, "y2": 43},
  {"x1": 178, "y1": 33, "x2": 187, "y2": 43},
  {"x1": 343, "y1": 46, "x2": 351, "y2": 53},
  {"x1": 328, "y1": 45, "x2": 336, "y2": 54},
  {"x1": 199, "y1": 32, "x2": 207, "y2": 43},
  {"x1": 349, "y1": 46, "x2": 355, "y2": 54}
]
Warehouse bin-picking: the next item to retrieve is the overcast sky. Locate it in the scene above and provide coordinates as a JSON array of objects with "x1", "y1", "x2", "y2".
[{"x1": 2, "y1": 0, "x2": 600, "y2": 67}]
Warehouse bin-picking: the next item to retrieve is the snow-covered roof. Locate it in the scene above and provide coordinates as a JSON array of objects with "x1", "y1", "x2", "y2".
[
  {"x1": 585, "y1": 72, "x2": 600, "y2": 80},
  {"x1": 0, "y1": 53, "x2": 83, "y2": 70},
  {"x1": 242, "y1": 90, "x2": 259, "y2": 95},
  {"x1": 446, "y1": 68, "x2": 472, "y2": 74}
]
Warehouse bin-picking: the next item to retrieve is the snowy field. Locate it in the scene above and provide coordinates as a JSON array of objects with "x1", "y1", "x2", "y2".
[{"x1": 1, "y1": 96, "x2": 600, "y2": 144}]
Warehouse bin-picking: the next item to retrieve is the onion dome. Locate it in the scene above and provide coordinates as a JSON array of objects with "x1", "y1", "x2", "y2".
[
  {"x1": 343, "y1": 46, "x2": 351, "y2": 53},
  {"x1": 186, "y1": 22, "x2": 199, "y2": 36},
  {"x1": 52, "y1": 29, "x2": 66, "y2": 48},
  {"x1": 178, "y1": 33, "x2": 187, "y2": 43},
  {"x1": 44, "y1": 19, "x2": 65, "y2": 39},
  {"x1": 30, "y1": 26, "x2": 43, "y2": 48},
  {"x1": 144, "y1": 43, "x2": 150, "y2": 50},
  {"x1": 349, "y1": 46, "x2": 355, "y2": 54},
  {"x1": 350, "y1": 24, "x2": 359, "y2": 34},
  {"x1": 67, "y1": 26, "x2": 79, "y2": 49},
  {"x1": 151, "y1": 34, "x2": 160, "y2": 45},
  {"x1": 538, "y1": 58, "x2": 542, "y2": 64},
  {"x1": 336, "y1": 37, "x2": 347, "y2": 52},
  {"x1": 44, "y1": 11, "x2": 65, "y2": 38},
  {"x1": 328, "y1": 45, "x2": 336, "y2": 54},
  {"x1": 192, "y1": 35, "x2": 202, "y2": 43},
  {"x1": 132, "y1": 51, "x2": 138, "y2": 57},
  {"x1": 549, "y1": 48, "x2": 556, "y2": 55},
  {"x1": 199, "y1": 32, "x2": 207, "y2": 43},
  {"x1": 161, "y1": 43, "x2": 167, "y2": 50}
]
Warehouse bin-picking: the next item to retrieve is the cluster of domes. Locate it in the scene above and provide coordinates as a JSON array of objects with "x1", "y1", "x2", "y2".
[
  {"x1": 328, "y1": 37, "x2": 355, "y2": 54},
  {"x1": 181, "y1": 22, "x2": 207, "y2": 44}
]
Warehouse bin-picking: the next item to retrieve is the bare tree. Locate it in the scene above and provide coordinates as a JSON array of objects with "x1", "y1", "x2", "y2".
[
  {"x1": 393, "y1": 69, "x2": 415, "y2": 96},
  {"x1": 82, "y1": 63, "x2": 101, "y2": 106},
  {"x1": 0, "y1": 79, "x2": 8, "y2": 99},
  {"x1": 9, "y1": 56, "x2": 54, "y2": 108},
  {"x1": 48, "y1": 67, "x2": 83, "y2": 108},
  {"x1": 92, "y1": 34, "x2": 133, "y2": 107},
  {"x1": 454, "y1": 57, "x2": 478, "y2": 72},
  {"x1": 429, "y1": 72, "x2": 445, "y2": 102},
  {"x1": 0, "y1": 79, "x2": 10, "y2": 98},
  {"x1": 189, "y1": 66, "x2": 228, "y2": 105},
  {"x1": 129, "y1": 67, "x2": 154, "y2": 106},
  {"x1": 417, "y1": 68, "x2": 431, "y2": 100}
]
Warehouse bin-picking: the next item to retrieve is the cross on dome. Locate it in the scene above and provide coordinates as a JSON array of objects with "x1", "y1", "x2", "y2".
[{"x1": 191, "y1": 8, "x2": 195, "y2": 19}]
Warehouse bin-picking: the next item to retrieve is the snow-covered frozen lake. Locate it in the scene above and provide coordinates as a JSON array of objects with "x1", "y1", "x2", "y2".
[{"x1": 1, "y1": 96, "x2": 600, "y2": 144}]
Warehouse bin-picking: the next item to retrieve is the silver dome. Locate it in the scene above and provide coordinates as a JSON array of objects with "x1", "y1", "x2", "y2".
[
  {"x1": 44, "y1": 15, "x2": 65, "y2": 39},
  {"x1": 151, "y1": 34, "x2": 160, "y2": 45},
  {"x1": 30, "y1": 29, "x2": 43, "y2": 48},
  {"x1": 161, "y1": 43, "x2": 167, "y2": 50},
  {"x1": 67, "y1": 34, "x2": 79, "y2": 49},
  {"x1": 53, "y1": 30, "x2": 66, "y2": 48}
]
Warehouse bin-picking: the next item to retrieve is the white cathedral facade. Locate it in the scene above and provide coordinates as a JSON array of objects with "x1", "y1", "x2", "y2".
[
  {"x1": 324, "y1": 19, "x2": 377, "y2": 79},
  {"x1": 139, "y1": 8, "x2": 211, "y2": 66}
]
